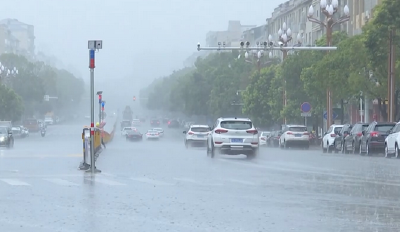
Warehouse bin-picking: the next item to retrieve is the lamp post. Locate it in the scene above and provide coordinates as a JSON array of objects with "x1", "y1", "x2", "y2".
[
  {"x1": 307, "y1": 0, "x2": 350, "y2": 129},
  {"x1": 0, "y1": 63, "x2": 18, "y2": 88},
  {"x1": 275, "y1": 23, "x2": 303, "y2": 125}
]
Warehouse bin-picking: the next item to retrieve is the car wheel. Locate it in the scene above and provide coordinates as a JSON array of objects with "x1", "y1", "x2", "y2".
[
  {"x1": 327, "y1": 142, "x2": 332, "y2": 153},
  {"x1": 385, "y1": 144, "x2": 391, "y2": 158},
  {"x1": 322, "y1": 142, "x2": 327, "y2": 153},
  {"x1": 396, "y1": 144, "x2": 400, "y2": 159},
  {"x1": 359, "y1": 143, "x2": 364, "y2": 155},
  {"x1": 366, "y1": 143, "x2": 371, "y2": 156},
  {"x1": 304, "y1": 144, "x2": 309, "y2": 150},
  {"x1": 334, "y1": 143, "x2": 338, "y2": 153},
  {"x1": 283, "y1": 141, "x2": 288, "y2": 149},
  {"x1": 247, "y1": 148, "x2": 258, "y2": 159},
  {"x1": 210, "y1": 144, "x2": 215, "y2": 158}
]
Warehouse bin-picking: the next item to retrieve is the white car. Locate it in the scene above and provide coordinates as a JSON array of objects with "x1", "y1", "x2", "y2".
[
  {"x1": 385, "y1": 122, "x2": 400, "y2": 158},
  {"x1": 279, "y1": 125, "x2": 310, "y2": 149},
  {"x1": 132, "y1": 119, "x2": 141, "y2": 127},
  {"x1": 44, "y1": 117, "x2": 54, "y2": 125},
  {"x1": 121, "y1": 127, "x2": 137, "y2": 136},
  {"x1": 206, "y1": 117, "x2": 259, "y2": 159},
  {"x1": 259, "y1": 131, "x2": 271, "y2": 146},
  {"x1": 321, "y1": 124, "x2": 344, "y2": 153},
  {"x1": 153, "y1": 128, "x2": 164, "y2": 137},
  {"x1": 183, "y1": 125, "x2": 210, "y2": 148},
  {"x1": 146, "y1": 129, "x2": 161, "y2": 139}
]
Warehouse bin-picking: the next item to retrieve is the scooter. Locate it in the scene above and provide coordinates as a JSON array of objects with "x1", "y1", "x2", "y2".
[{"x1": 41, "y1": 128, "x2": 46, "y2": 137}]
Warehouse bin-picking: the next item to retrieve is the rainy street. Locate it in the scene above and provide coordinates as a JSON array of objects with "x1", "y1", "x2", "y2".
[{"x1": 0, "y1": 121, "x2": 399, "y2": 232}]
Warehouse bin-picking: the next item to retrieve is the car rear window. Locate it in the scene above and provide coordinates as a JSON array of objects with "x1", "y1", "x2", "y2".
[
  {"x1": 220, "y1": 121, "x2": 252, "y2": 130},
  {"x1": 288, "y1": 127, "x2": 307, "y2": 132},
  {"x1": 191, "y1": 127, "x2": 209, "y2": 132},
  {"x1": 124, "y1": 128, "x2": 132, "y2": 130},
  {"x1": 334, "y1": 127, "x2": 342, "y2": 134},
  {"x1": 375, "y1": 124, "x2": 395, "y2": 132}
]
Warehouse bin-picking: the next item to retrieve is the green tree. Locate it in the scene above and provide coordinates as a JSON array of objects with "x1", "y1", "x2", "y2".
[
  {"x1": 363, "y1": 0, "x2": 400, "y2": 120},
  {"x1": 0, "y1": 85, "x2": 24, "y2": 121},
  {"x1": 242, "y1": 65, "x2": 279, "y2": 126}
]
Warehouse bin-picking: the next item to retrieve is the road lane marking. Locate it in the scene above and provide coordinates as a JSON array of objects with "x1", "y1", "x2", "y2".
[
  {"x1": 100, "y1": 172, "x2": 116, "y2": 177},
  {"x1": 228, "y1": 179, "x2": 257, "y2": 186},
  {"x1": 174, "y1": 177, "x2": 222, "y2": 186},
  {"x1": 87, "y1": 178, "x2": 126, "y2": 186},
  {"x1": 130, "y1": 177, "x2": 174, "y2": 186},
  {"x1": 0, "y1": 178, "x2": 30, "y2": 186},
  {"x1": 44, "y1": 178, "x2": 79, "y2": 186}
]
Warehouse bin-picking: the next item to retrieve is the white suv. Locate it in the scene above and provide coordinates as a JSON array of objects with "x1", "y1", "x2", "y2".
[
  {"x1": 385, "y1": 122, "x2": 400, "y2": 158},
  {"x1": 321, "y1": 124, "x2": 343, "y2": 153},
  {"x1": 279, "y1": 125, "x2": 310, "y2": 149},
  {"x1": 183, "y1": 125, "x2": 210, "y2": 148},
  {"x1": 206, "y1": 117, "x2": 259, "y2": 159}
]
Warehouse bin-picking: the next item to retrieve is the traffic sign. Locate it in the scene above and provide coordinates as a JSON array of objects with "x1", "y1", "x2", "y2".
[
  {"x1": 301, "y1": 112, "x2": 311, "y2": 117},
  {"x1": 323, "y1": 111, "x2": 338, "y2": 120},
  {"x1": 101, "y1": 101, "x2": 105, "y2": 107},
  {"x1": 301, "y1": 102, "x2": 311, "y2": 113}
]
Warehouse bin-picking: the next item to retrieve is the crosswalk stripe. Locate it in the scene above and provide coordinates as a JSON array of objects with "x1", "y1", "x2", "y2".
[
  {"x1": 228, "y1": 179, "x2": 257, "y2": 186},
  {"x1": 44, "y1": 178, "x2": 79, "y2": 186},
  {"x1": 130, "y1": 177, "x2": 174, "y2": 186},
  {"x1": 174, "y1": 177, "x2": 222, "y2": 186},
  {"x1": 1, "y1": 178, "x2": 30, "y2": 186},
  {"x1": 87, "y1": 178, "x2": 126, "y2": 186}
]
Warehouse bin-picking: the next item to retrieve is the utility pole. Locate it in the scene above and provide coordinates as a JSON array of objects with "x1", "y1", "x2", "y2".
[
  {"x1": 88, "y1": 40, "x2": 102, "y2": 174},
  {"x1": 388, "y1": 28, "x2": 396, "y2": 122}
]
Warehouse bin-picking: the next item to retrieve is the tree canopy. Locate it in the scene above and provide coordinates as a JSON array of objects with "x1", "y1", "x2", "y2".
[
  {"x1": 142, "y1": 0, "x2": 400, "y2": 126},
  {"x1": 0, "y1": 53, "x2": 85, "y2": 121}
]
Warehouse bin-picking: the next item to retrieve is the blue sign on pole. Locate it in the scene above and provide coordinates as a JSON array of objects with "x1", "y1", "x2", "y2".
[
  {"x1": 323, "y1": 111, "x2": 338, "y2": 120},
  {"x1": 301, "y1": 102, "x2": 312, "y2": 113},
  {"x1": 101, "y1": 101, "x2": 105, "y2": 107}
]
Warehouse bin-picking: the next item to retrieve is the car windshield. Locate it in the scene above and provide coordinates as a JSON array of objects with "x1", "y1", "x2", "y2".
[
  {"x1": 154, "y1": 128, "x2": 163, "y2": 131},
  {"x1": 261, "y1": 132, "x2": 270, "y2": 136},
  {"x1": 0, "y1": 128, "x2": 7, "y2": 134},
  {"x1": 123, "y1": 127, "x2": 133, "y2": 131},
  {"x1": 220, "y1": 121, "x2": 252, "y2": 130},
  {"x1": 191, "y1": 127, "x2": 209, "y2": 132},
  {"x1": 375, "y1": 124, "x2": 395, "y2": 132},
  {"x1": 288, "y1": 127, "x2": 307, "y2": 132}
]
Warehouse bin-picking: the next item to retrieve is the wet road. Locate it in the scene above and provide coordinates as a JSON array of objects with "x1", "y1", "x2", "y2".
[{"x1": 1, "y1": 121, "x2": 400, "y2": 232}]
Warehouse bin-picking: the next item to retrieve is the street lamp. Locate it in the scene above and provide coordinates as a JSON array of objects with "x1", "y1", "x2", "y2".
[
  {"x1": 0, "y1": 62, "x2": 18, "y2": 88},
  {"x1": 307, "y1": 0, "x2": 350, "y2": 129}
]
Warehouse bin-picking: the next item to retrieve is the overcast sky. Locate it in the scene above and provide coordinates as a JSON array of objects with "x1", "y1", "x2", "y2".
[{"x1": 0, "y1": 0, "x2": 286, "y2": 91}]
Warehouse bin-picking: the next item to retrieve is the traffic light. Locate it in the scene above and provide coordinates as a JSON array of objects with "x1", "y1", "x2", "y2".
[
  {"x1": 98, "y1": 94, "x2": 102, "y2": 103},
  {"x1": 133, "y1": 96, "x2": 136, "y2": 101}
]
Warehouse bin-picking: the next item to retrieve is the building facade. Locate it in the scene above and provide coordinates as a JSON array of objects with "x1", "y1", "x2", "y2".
[
  {"x1": 0, "y1": 19, "x2": 35, "y2": 56},
  {"x1": 206, "y1": 20, "x2": 256, "y2": 47}
]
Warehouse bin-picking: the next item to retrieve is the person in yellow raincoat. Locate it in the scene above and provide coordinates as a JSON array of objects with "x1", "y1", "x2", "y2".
[{"x1": 96, "y1": 122, "x2": 106, "y2": 149}]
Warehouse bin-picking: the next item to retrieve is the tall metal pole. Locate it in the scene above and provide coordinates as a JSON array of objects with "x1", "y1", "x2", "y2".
[
  {"x1": 391, "y1": 28, "x2": 396, "y2": 122},
  {"x1": 282, "y1": 50, "x2": 288, "y2": 125},
  {"x1": 87, "y1": 40, "x2": 102, "y2": 174},
  {"x1": 89, "y1": 56, "x2": 95, "y2": 174},
  {"x1": 326, "y1": 25, "x2": 333, "y2": 129}
]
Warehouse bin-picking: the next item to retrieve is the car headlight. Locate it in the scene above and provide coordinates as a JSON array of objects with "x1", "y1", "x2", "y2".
[{"x1": 0, "y1": 137, "x2": 5, "y2": 142}]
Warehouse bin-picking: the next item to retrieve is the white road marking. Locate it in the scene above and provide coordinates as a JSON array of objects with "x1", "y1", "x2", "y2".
[
  {"x1": 100, "y1": 172, "x2": 116, "y2": 177},
  {"x1": 130, "y1": 177, "x2": 174, "y2": 186},
  {"x1": 44, "y1": 178, "x2": 79, "y2": 186},
  {"x1": 228, "y1": 179, "x2": 257, "y2": 186},
  {"x1": 1, "y1": 178, "x2": 30, "y2": 186},
  {"x1": 174, "y1": 177, "x2": 222, "y2": 186},
  {"x1": 88, "y1": 178, "x2": 126, "y2": 186}
]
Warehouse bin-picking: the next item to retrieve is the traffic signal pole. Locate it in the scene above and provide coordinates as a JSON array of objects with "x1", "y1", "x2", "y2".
[{"x1": 87, "y1": 40, "x2": 102, "y2": 174}]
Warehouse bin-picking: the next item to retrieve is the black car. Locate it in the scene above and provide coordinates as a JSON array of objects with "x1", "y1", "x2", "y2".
[
  {"x1": 150, "y1": 119, "x2": 161, "y2": 127},
  {"x1": 126, "y1": 130, "x2": 143, "y2": 141},
  {"x1": 333, "y1": 124, "x2": 352, "y2": 153},
  {"x1": 168, "y1": 119, "x2": 180, "y2": 128},
  {"x1": 360, "y1": 121, "x2": 395, "y2": 155},
  {"x1": 343, "y1": 122, "x2": 369, "y2": 153},
  {"x1": 0, "y1": 127, "x2": 14, "y2": 148}
]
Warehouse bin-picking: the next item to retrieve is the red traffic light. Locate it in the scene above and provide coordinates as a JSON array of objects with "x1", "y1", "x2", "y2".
[{"x1": 133, "y1": 96, "x2": 136, "y2": 101}]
